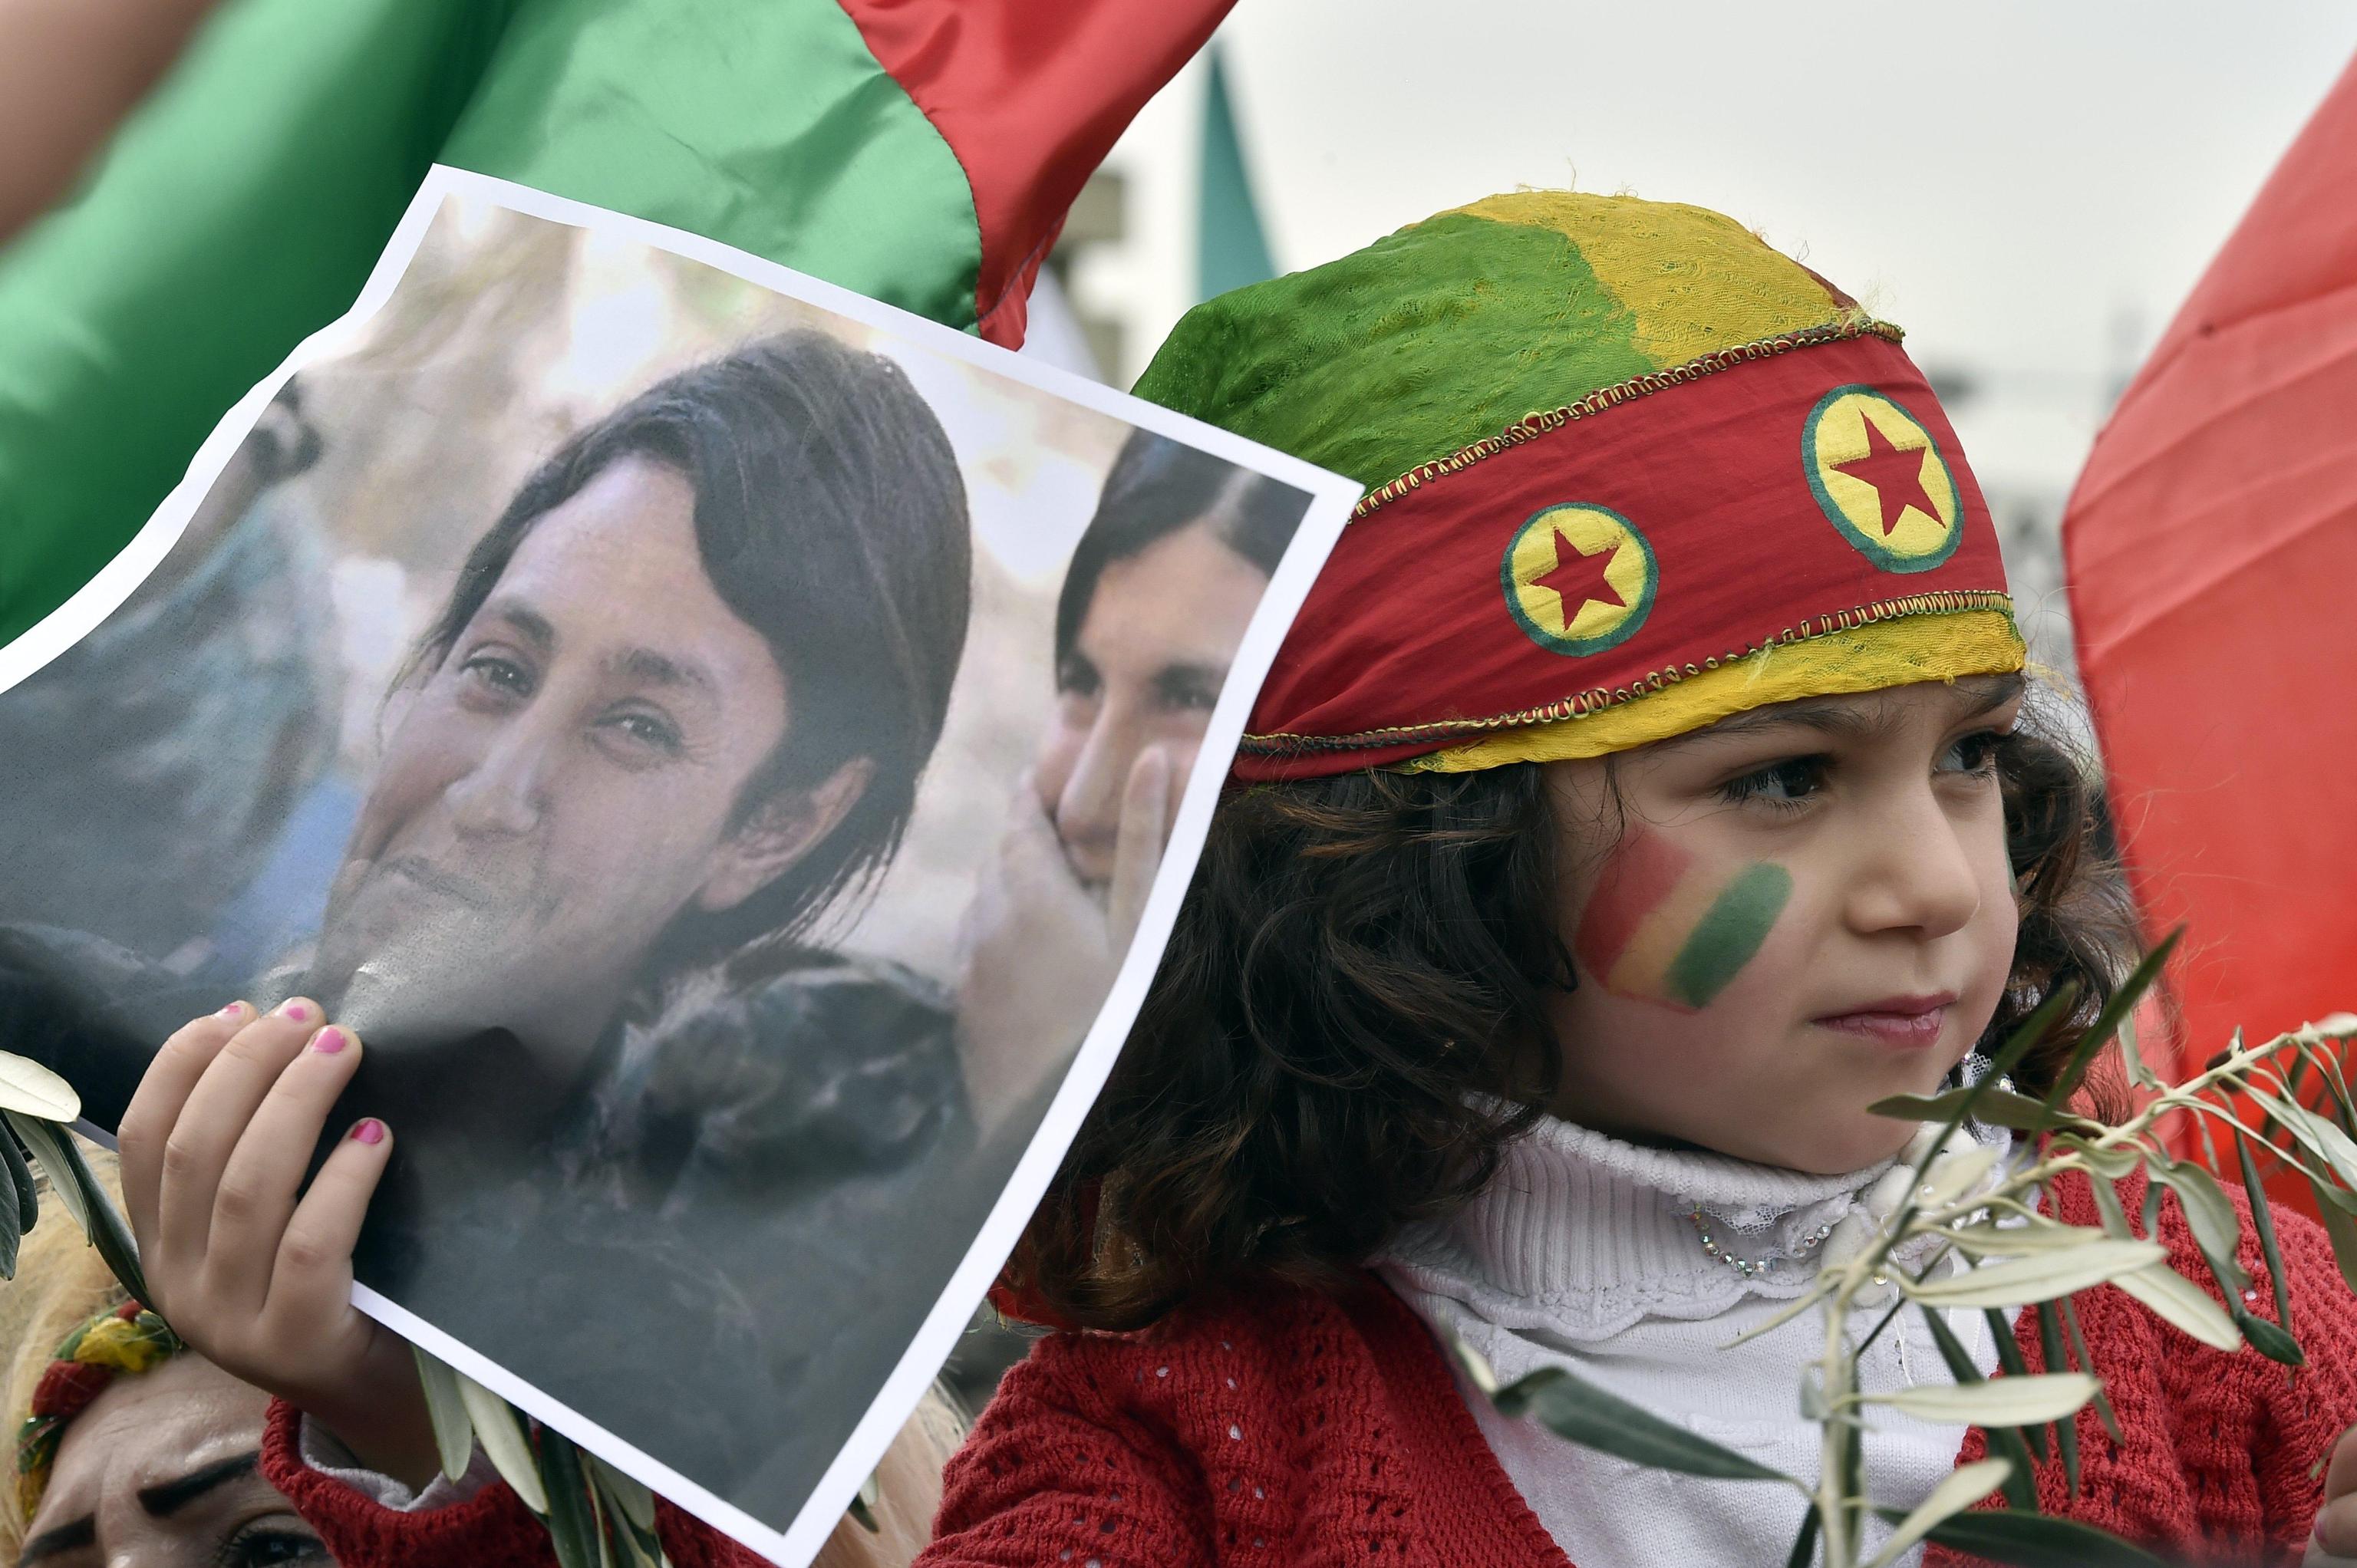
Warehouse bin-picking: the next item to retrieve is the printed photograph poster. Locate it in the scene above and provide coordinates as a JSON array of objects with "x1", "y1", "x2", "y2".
[{"x1": 0, "y1": 166, "x2": 1357, "y2": 1565}]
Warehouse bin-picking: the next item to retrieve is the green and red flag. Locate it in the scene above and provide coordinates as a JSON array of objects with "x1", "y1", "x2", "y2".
[
  {"x1": 0, "y1": 0, "x2": 1232, "y2": 651},
  {"x1": 2064, "y1": 52, "x2": 2357, "y2": 1082}
]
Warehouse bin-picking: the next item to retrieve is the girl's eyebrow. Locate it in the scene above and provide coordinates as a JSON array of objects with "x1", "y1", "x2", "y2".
[{"x1": 1660, "y1": 671, "x2": 2028, "y2": 750}]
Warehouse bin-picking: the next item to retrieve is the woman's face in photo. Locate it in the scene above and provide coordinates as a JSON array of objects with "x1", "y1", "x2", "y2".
[
  {"x1": 18, "y1": 1354, "x2": 329, "y2": 1568},
  {"x1": 1037, "y1": 518, "x2": 1268, "y2": 888},
  {"x1": 312, "y1": 457, "x2": 796, "y2": 1054}
]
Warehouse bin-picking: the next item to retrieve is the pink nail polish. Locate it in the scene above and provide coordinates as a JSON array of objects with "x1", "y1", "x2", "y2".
[
  {"x1": 312, "y1": 1027, "x2": 347, "y2": 1055},
  {"x1": 280, "y1": 1000, "x2": 312, "y2": 1023},
  {"x1": 217, "y1": 1000, "x2": 249, "y2": 1019},
  {"x1": 350, "y1": 1118, "x2": 386, "y2": 1145}
]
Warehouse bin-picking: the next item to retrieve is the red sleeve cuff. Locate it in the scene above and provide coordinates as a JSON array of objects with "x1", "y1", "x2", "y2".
[{"x1": 260, "y1": 1398, "x2": 559, "y2": 1568}]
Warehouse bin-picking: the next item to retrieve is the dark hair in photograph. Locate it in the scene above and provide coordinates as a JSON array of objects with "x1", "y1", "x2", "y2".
[
  {"x1": 408, "y1": 330, "x2": 971, "y2": 966},
  {"x1": 1053, "y1": 428, "x2": 1304, "y2": 676},
  {"x1": 1009, "y1": 692, "x2": 2141, "y2": 1331}
]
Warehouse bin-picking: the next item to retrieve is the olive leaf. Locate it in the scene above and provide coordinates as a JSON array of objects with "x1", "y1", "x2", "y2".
[
  {"x1": 2250, "y1": 1087, "x2": 2357, "y2": 1188},
  {"x1": 457, "y1": 1372, "x2": 549, "y2": 1515},
  {"x1": 8, "y1": 1112, "x2": 153, "y2": 1312},
  {"x1": 2234, "y1": 1309, "x2": 2304, "y2": 1368},
  {"x1": 2044, "y1": 932, "x2": 2178, "y2": 1110},
  {"x1": 1922, "y1": 1146, "x2": 2002, "y2": 1208},
  {"x1": 6, "y1": 1111, "x2": 87, "y2": 1237},
  {"x1": 2149, "y1": 1160, "x2": 2248, "y2": 1296},
  {"x1": 2045, "y1": 1138, "x2": 2141, "y2": 1181},
  {"x1": 2234, "y1": 1130, "x2": 2296, "y2": 1339},
  {"x1": 2108, "y1": 1263, "x2": 2241, "y2": 1352},
  {"x1": 588, "y1": 1454, "x2": 669, "y2": 1568},
  {"x1": 1902, "y1": 1240, "x2": 2164, "y2": 1309},
  {"x1": 588, "y1": 1481, "x2": 617, "y2": 1568},
  {"x1": 1980, "y1": 1309, "x2": 2045, "y2": 1461},
  {"x1": 2306, "y1": 1172, "x2": 2357, "y2": 1294},
  {"x1": 2085, "y1": 1174, "x2": 2132, "y2": 1240},
  {"x1": 1861, "y1": 1457, "x2": 2013, "y2": 1568},
  {"x1": 1490, "y1": 1361, "x2": 1799, "y2": 1485},
  {"x1": 2030, "y1": 1305, "x2": 2081, "y2": 1499},
  {"x1": 0, "y1": 1051, "x2": 81, "y2": 1122},
  {"x1": 1943, "y1": 1222, "x2": 2111, "y2": 1257},
  {"x1": 1782, "y1": 1504, "x2": 1821, "y2": 1568},
  {"x1": 848, "y1": 1469, "x2": 885, "y2": 1533},
  {"x1": 536, "y1": 1430, "x2": 602, "y2": 1568},
  {"x1": 2, "y1": 1124, "x2": 38, "y2": 1241},
  {"x1": 587, "y1": 1454, "x2": 658, "y2": 1537},
  {"x1": 2114, "y1": 1000, "x2": 2157, "y2": 1091},
  {"x1": 2057, "y1": 1296, "x2": 2124, "y2": 1446},
  {"x1": 1867, "y1": 1086, "x2": 2087, "y2": 1134},
  {"x1": 1906, "y1": 1508, "x2": 2171, "y2": 1566},
  {"x1": 411, "y1": 1345, "x2": 478, "y2": 1484},
  {"x1": 0, "y1": 1130, "x2": 21, "y2": 1280},
  {"x1": 1867, "y1": 1372, "x2": 2098, "y2": 1428}
]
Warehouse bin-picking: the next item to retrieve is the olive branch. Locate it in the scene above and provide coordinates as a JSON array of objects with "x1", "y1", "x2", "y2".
[{"x1": 1457, "y1": 934, "x2": 2357, "y2": 1568}]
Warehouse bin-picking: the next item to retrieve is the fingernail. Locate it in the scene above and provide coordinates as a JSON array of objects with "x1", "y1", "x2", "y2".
[
  {"x1": 216, "y1": 1000, "x2": 250, "y2": 1019},
  {"x1": 278, "y1": 999, "x2": 312, "y2": 1023},
  {"x1": 311, "y1": 1027, "x2": 347, "y2": 1056},
  {"x1": 350, "y1": 1118, "x2": 386, "y2": 1145}
]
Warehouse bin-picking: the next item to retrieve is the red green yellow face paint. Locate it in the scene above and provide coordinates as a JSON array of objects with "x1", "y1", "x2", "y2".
[{"x1": 1574, "y1": 825, "x2": 1794, "y2": 1011}]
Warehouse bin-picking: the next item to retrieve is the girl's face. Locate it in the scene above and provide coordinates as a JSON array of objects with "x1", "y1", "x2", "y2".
[{"x1": 1544, "y1": 674, "x2": 2025, "y2": 1175}]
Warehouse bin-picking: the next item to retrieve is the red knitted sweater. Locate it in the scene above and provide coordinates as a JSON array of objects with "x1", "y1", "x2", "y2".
[{"x1": 261, "y1": 1171, "x2": 2357, "y2": 1567}]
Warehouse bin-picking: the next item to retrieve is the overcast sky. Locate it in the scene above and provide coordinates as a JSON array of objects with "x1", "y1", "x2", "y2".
[{"x1": 1089, "y1": 2, "x2": 2357, "y2": 500}]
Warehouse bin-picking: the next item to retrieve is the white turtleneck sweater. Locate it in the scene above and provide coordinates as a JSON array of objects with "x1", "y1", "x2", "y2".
[{"x1": 1379, "y1": 1115, "x2": 2018, "y2": 1568}]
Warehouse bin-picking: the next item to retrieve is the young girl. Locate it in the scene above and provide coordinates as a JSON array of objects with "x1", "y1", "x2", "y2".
[{"x1": 117, "y1": 191, "x2": 2357, "y2": 1567}]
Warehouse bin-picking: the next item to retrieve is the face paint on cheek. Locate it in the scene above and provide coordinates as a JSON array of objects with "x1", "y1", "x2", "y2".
[{"x1": 1572, "y1": 824, "x2": 1794, "y2": 1011}]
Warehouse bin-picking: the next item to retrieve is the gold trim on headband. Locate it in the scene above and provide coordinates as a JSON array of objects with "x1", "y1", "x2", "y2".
[
  {"x1": 1350, "y1": 317, "x2": 1907, "y2": 522},
  {"x1": 1398, "y1": 608, "x2": 2026, "y2": 772}
]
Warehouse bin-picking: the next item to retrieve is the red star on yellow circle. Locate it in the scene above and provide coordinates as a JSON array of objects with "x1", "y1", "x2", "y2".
[
  {"x1": 1531, "y1": 527, "x2": 1628, "y2": 621},
  {"x1": 1831, "y1": 414, "x2": 1940, "y2": 537}
]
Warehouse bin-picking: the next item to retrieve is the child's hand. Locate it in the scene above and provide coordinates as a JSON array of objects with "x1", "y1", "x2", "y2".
[
  {"x1": 2310, "y1": 1425, "x2": 2357, "y2": 1565},
  {"x1": 117, "y1": 998, "x2": 440, "y2": 1486}
]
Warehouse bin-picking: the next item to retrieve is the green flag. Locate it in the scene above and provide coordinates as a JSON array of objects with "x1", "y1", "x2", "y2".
[{"x1": 1197, "y1": 46, "x2": 1276, "y2": 303}]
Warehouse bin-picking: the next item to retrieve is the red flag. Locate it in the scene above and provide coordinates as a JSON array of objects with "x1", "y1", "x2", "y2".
[{"x1": 2065, "y1": 53, "x2": 2357, "y2": 1078}]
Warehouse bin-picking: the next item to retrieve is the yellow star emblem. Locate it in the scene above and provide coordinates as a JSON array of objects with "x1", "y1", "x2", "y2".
[
  {"x1": 1802, "y1": 387, "x2": 1963, "y2": 572},
  {"x1": 1502, "y1": 503, "x2": 1657, "y2": 656}
]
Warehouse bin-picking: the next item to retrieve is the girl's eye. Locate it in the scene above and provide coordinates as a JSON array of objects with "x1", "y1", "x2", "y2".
[
  {"x1": 1719, "y1": 755, "x2": 1828, "y2": 808},
  {"x1": 216, "y1": 1523, "x2": 330, "y2": 1567},
  {"x1": 1940, "y1": 729, "x2": 2009, "y2": 776}
]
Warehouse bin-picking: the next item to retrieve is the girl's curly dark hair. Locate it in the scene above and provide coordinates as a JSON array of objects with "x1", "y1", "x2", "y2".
[{"x1": 1009, "y1": 695, "x2": 2141, "y2": 1331}]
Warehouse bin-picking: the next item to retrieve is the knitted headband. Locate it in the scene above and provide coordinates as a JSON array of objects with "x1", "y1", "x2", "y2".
[
  {"x1": 15, "y1": 1301, "x2": 183, "y2": 1521},
  {"x1": 1132, "y1": 191, "x2": 2022, "y2": 781}
]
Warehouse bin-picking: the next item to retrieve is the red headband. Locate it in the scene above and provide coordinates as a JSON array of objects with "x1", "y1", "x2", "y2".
[{"x1": 1231, "y1": 331, "x2": 2016, "y2": 781}]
